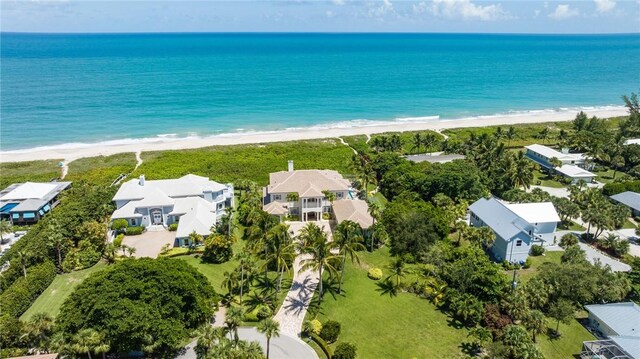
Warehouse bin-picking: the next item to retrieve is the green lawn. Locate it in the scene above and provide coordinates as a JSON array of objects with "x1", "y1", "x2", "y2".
[
  {"x1": 621, "y1": 219, "x2": 637, "y2": 230},
  {"x1": 368, "y1": 192, "x2": 388, "y2": 210},
  {"x1": 532, "y1": 170, "x2": 566, "y2": 189},
  {"x1": 592, "y1": 167, "x2": 632, "y2": 184},
  {"x1": 307, "y1": 248, "x2": 469, "y2": 358},
  {"x1": 509, "y1": 251, "x2": 563, "y2": 284},
  {"x1": 21, "y1": 262, "x2": 108, "y2": 320},
  {"x1": 538, "y1": 311, "x2": 595, "y2": 358},
  {"x1": 558, "y1": 221, "x2": 586, "y2": 231}
]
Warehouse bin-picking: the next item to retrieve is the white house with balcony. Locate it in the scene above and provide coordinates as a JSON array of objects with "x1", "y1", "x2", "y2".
[
  {"x1": 263, "y1": 161, "x2": 356, "y2": 222},
  {"x1": 469, "y1": 197, "x2": 560, "y2": 263},
  {"x1": 525, "y1": 144, "x2": 596, "y2": 184},
  {"x1": 111, "y1": 174, "x2": 233, "y2": 246}
]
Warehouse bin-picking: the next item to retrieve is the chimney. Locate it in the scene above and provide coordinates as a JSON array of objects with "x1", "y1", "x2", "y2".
[
  {"x1": 561, "y1": 147, "x2": 569, "y2": 154},
  {"x1": 288, "y1": 160, "x2": 294, "y2": 172},
  {"x1": 139, "y1": 174, "x2": 145, "y2": 186}
]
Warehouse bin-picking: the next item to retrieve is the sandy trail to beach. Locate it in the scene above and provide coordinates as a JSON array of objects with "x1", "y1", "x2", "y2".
[{"x1": 0, "y1": 107, "x2": 627, "y2": 163}]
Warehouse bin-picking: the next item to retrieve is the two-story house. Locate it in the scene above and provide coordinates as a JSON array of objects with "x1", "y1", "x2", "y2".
[
  {"x1": 111, "y1": 174, "x2": 233, "y2": 246},
  {"x1": 263, "y1": 161, "x2": 354, "y2": 222},
  {"x1": 468, "y1": 197, "x2": 560, "y2": 263},
  {"x1": 525, "y1": 144, "x2": 596, "y2": 184}
]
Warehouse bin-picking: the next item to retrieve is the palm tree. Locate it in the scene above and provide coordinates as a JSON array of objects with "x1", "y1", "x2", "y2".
[
  {"x1": 222, "y1": 270, "x2": 240, "y2": 301},
  {"x1": 334, "y1": 220, "x2": 365, "y2": 293},
  {"x1": 350, "y1": 154, "x2": 375, "y2": 199},
  {"x1": 235, "y1": 250, "x2": 254, "y2": 305},
  {"x1": 16, "y1": 249, "x2": 30, "y2": 278},
  {"x1": 0, "y1": 219, "x2": 13, "y2": 244},
  {"x1": 226, "y1": 305, "x2": 245, "y2": 344},
  {"x1": 257, "y1": 318, "x2": 280, "y2": 359},
  {"x1": 506, "y1": 126, "x2": 517, "y2": 147},
  {"x1": 195, "y1": 325, "x2": 227, "y2": 358},
  {"x1": 510, "y1": 151, "x2": 536, "y2": 190},
  {"x1": 321, "y1": 190, "x2": 336, "y2": 219},
  {"x1": 494, "y1": 126, "x2": 504, "y2": 141},
  {"x1": 71, "y1": 328, "x2": 103, "y2": 359},
  {"x1": 411, "y1": 133, "x2": 423, "y2": 153},
  {"x1": 523, "y1": 309, "x2": 547, "y2": 342},
  {"x1": 246, "y1": 210, "x2": 277, "y2": 280},
  {"x1": 299, "y1": 223, "x2": 339, "y2": 300},
  {"x1": 386, "y1": 258, "x2": 406, "y2": 289},
  {"x1": 46, "y1": 224, "x2": 68, "y2": 268},
  {"x1": 367, "y1": 202, "x2": 381, "y2": 251},
  {"x1": 265, "y1": 223, "x2": 295, "y2": 292},
  {"x1": 21, "y1": 312, "x2": 54, "y2": 352},
  {"x1": 538, "y1": 127, "x2": 551, "y2": 144}
]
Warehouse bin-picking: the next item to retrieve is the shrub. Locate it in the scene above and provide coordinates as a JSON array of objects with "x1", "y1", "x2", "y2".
[
  {"x1": 320, "y1": 320, "x2": 341, "y2": 343},
  {"x1": 322, "y1": 213, "x2": 331, "y2": 220},
  {"x1": 256, "y1": 305, "x2": 272, "y2": 320},
  {"x1": 309, "y1": 332, "x2": 332, "y2": 358},
  {"x1": 110, "y1": 219, "x2": 128, "y2": 232},
  {"x1": 530, "y1": 245, "x2": 545, "y2": 256},
  {"x1": 523, "y1": 257, "x2": 532, "y2": 269},
  {"x1": 202, "y1": 234, "x2": 233, "y2": 263},
  {"x1": 113, "y1": 233, "x2": 124, "y2": 247},
  {"x1": 168, "y1": 223, "x2": 178, "y2": 231},
  {"x1": 125, "y1": 226, "x2": 144, "y2": 235},
  {"x1": 0, "y1": 261, "x2": 57, "y2": 318},
  {"x1": 367, "y1": 267, "x2": 383, "y2": 280},
  {"x1": 332, "y1": 342, "x2": 357, "y2": 359},
  {"x1": 559, "y1": 233, "x2": 578, "y2": 248},
  {"x1": 244, "y1": 310, "x2": 259, "y2": 322},
  {"x1": 310, "y1": 319, "x2": 323, "y2": 335}
]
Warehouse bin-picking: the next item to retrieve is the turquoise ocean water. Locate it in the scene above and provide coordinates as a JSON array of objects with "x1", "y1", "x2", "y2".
[{"x1": 1, "y1": 33, "x2": 639, "y2": 151}]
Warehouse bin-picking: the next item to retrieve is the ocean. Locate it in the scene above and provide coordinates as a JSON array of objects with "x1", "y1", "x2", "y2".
[{"x1": 1, "y1": 33, "x2": 639, "y2": 152}]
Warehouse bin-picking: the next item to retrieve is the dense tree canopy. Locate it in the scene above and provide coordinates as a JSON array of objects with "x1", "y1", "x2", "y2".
[{"x1": 57, "y1": 258, "x2": 218, "y2": 355}]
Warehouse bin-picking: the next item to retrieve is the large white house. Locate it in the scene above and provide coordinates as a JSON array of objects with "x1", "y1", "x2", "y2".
[
  {"x1": 0, "y1": 181, "x2": 71, "y2": 225},
  {"x1": 111, "y1": 174, "x2": 233, "y2": 246},
  {"x1": 469, "y1": 197, "x2": 560, "y2": 263},
  {"x1": 525, "y1": 144, "x2": 596, "y2": 184},
  {"x1": 581, "y1": 302, "x2": 640, "y2": 359},
  {"x1": 263, "y1": 161, "x2": 365, "y2": 223}
]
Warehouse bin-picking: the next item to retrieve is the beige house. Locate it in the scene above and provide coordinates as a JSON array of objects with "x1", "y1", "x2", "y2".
[{"x1": 264, "y1": 161, "x2": 358, "y2": 222}]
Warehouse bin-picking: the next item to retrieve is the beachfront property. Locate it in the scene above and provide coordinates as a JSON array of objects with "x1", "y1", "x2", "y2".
[
  {"x1": 580, "y1": 302, "x2": 640, "y2": 359},
  {"x1": 610, "y1": 191, "x2": 640, "y2": 217},
  {"x1": 0, "y1": 182, "x2": 71, "y2": 225},
  {"x1": 525, "y1": 144, "x2": 597, "y2": 184},
  {"x1": 263, "y1": 160, "x2": 363, "y2": 222},
  {"x1": 468, "y1": 197, "x2": 560, "y2": 263},
  {"x1": 111, "y1": 174, "x2": 234, "y2": 246},
  {"x1": 404, "y1": 153, "x2": 466, "y2": 164}
]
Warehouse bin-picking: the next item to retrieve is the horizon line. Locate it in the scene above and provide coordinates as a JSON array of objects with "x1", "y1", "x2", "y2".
[{"x1": 2, "y1": 31, "x2": 640, "y2": 36}]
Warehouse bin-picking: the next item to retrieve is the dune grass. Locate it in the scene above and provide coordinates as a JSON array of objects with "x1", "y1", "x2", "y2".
[
  {"x1": 66, "y1": 153, "x2": 137, "y2": 185},
  {"x1": 20, "y1": 262, "x2": 107, "y2": 321},
  {"x1": 0, "y1": 160, "x2": 62, "y2": 189}
]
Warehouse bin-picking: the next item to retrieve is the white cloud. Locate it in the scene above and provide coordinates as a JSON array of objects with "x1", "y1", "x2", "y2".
[
  {"x1": 332, "y1": 0, "x2": 345, "y2": 5},
  {"x1": 548, "y1": 4, "x2": 579, "y2": 20},
  {"x1": 413, "y1": 1, "x2": 428, "y2": 14},
  {"x1": 534, "y1": 9, "x2": 540, "y2": 18},
  {"x1": 594, "y1": 0, "x2": 616, "y2": 13},
  {"x1": 326, "y1": 10, "x2": 335, "y2": 17},
  {"x1": 367, "y1": 0, "x2": 394, "y2": 19},
  {"x1": 429, "y1": 0, "x2": 512, "y2": 21}
]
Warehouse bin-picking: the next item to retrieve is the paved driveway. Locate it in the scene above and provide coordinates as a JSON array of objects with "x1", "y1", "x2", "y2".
[
  {"x1": 121, "y1": 230, "x2": 175, "y2": 258},
  {"x1": 577, "y1": 242, "x2": 631, "y2": 272},
  {"x1": 177, "y1": 327, "x2": 318, "y2": 359}
]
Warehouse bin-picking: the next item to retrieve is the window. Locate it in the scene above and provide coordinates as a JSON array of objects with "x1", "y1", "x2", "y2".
[
  {"x1": 217, "y1": 203, "x2": 224, "y2": 210},
  {"x1": 337, "y1": 192, "x2": 344, "y2": 198},
  {"x1": 43, "y1": 204, "x2": 51, "y2": 212},
  {"x1": 528, "y1": 230, "x2": 532, "y2": 235},
  {"x1": 131, "y1": 219, "x2": 137, "y2": 226},
  {"x1": 23, "y1": 212, "x2": 36, "y2": 219},
  {"x1": 39, "y1": 209, "x2": 45, "y2": 216},
  {"x1": 273, "y1": 194, "x2": 282, "y2": 201},
  {"x1": 516, "y1": 240, "x2": 523, "y2": 246},
  {"x1": 12, "y1": 213, "x2": 19, "y2": 219}
]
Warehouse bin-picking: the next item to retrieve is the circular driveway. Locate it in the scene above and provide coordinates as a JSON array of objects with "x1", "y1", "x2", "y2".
[{"x1": 177, "y1": 327, "x2": 318, "y2": 359}]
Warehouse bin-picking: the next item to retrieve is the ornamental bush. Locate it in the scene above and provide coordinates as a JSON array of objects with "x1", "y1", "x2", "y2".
[
  {"x1": 320, "y1": 320, "x2": 341, "y2": 343},
  {"x1": 530, "y1": 245, "x2": 545, "y2": 256},
  {"x1": 125, "y1": 226, "x2": 144, "y2": 235},
  {"x1": 367, "y1": 267, "x2": 383, "y2": 280},
  {"x1": 168, "y1": 223, "x2": 178, "y2": 231},
  {"x1": 256, "y1": 305, "x2": 272, "y2": 320},
  {"x1": 111, "y1": 218, "x2": 128, "y2": 232},
  {"x1": 113, "y1": 233, "x2": 124, "y2": 247},
  {"x1": 559, "y1": 233, "x2": 578, "y2": 248},
  {"x1": 332, "y1": 342, "x2": 357, "y2": 359},
  {"x1": 310, "y1": 319, "x2": 323, "y2": 335}
]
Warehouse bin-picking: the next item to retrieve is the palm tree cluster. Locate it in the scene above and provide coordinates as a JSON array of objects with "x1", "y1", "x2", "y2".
[
  {"x1": 369, "y1": 134, "x2": 403, "y2": 153},
  {"x1": 410, "y1": 131, "x2": 442, "y2": 154},
  {"x1": 350, "y1": 153, "x2": 376, "y2": 199}
]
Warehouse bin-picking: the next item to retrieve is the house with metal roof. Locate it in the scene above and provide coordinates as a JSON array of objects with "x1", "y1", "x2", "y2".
[
  {"x1": 404, "y1": 153, "x2": 466, "y2": 164},
  {"x1": 525, "y1": 144, "x2": 596, "y2": 184},
  {"x1": 610, "y1": 191, "x2": 640, "y2": 217},
  {"x1": 111, "y1": 174, "x2": 233, "y2": 247},
  {"x1": 468, "y1": 197, "x2": 560, "y2": 263},
  {"x1": 581, "y1": 302, "x2": 640, "y2": 359},
  {"x1": 0, "y1": 181, "x2": 71, "y2": 225},
  {"x1": 263, "y1": 161, "x2": 355, "y2": 222}
]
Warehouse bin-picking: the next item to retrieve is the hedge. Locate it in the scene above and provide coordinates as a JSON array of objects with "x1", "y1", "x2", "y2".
[
  {"x1": 603, "y1": 180, "x2": 640, "y2": 196},
  {"x1": 309, "y1": 332, "x2": 332, "y2": 358},
  {"x1": 0, "y1": 261, "x2": 57, "y2": 318},
  {"x1": 125, "y1": 226, "x2": 144, "y2": 235}
]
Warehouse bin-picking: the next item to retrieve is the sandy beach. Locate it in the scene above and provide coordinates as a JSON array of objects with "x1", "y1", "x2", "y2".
[{"x1": 0, "y1": 107, "x2": 628, "y2": 164}]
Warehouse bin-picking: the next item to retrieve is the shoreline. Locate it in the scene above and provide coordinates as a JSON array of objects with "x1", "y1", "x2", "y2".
[{"x1": 0, "y1": 106, "x2": 628, "y2": 163}]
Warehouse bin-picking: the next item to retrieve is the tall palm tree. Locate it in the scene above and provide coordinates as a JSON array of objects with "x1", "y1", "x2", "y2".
[
  {"x1": 195, "y1": 325, "x2": 227, "y2": 358},
  {"x1": 367, "y1": 202, "x2": 381, "y2": 251},
  {"x1": 538, "y1": 127, "x2": 551, "y2": 144},
  {"x1": 235, "y1": 250, "x2": 254, "y2": 305},
  {"x1": 411, "y1": 133, "x2": 423, "y2": 153},
  {"x1": 46, "y1": 224, "x2": 68, "y2": 269},
  {"x1": 265, "y1": 223, "x2": 295, "y2": 292},
  {"x1": 333, "y1": 220, "x2": 365, "y2": 293},
  {"x1": 506, "y1": 126, "x2": 517, "y2": 147},
  {"x1": 386, "y1": 258, "x2": 406, "y2": 288},
  {"x1": 16, "y1": 249, "x2": 30, "y2": 278},
  {"x1": 247, "y1": 210, "x2": 277, "y2": 280},
  {"x1": 299, "y1": 223, "x2": 339, "y2": 300},
  {"x1": 454, "y1": 220, "x2": 468, "y2": 246},
  {"x1": 21, "y1": 312, "x2": 54, "y2": 352},
  {"x1": 257, "y1": 318, "x2": 280, "y2": 359},
  {"x1": 0, "y1": 219, "x2": 13, "y2": 244},
  {"x1": 350, "y1": 153, "x2": 375, "y2": 199},
  {"x1": 71, "y1": 328, "x2": 103, "y2": 359},
  {"x1": 226, "y1": 305, "x2": 245, "y2": 344},
  {"x1": 421, "y1": 132, "x2": 440, "y2": 154},
  {"x1": 523, "y1": 309, "x2": 546, "y2": 342},
  {"x1": 510, "y1": 151, "x2": 536, "y2": 190}
]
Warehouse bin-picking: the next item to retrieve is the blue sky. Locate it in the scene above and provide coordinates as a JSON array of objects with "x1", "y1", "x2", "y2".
[{"x1": 2, "y1": 0, "x2": 639, "y2": 33}]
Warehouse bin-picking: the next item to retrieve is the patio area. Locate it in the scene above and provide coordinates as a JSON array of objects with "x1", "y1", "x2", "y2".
[{"x1": 121, "y1": 229, "x2": 175, "y2": 258}]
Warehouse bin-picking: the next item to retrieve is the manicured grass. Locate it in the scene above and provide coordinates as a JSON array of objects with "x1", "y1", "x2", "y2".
[
  {"x1": 621, "y1": 219, "x2": 636, "y2": 230},
  {"x1": 308, "y1": 248, "x2": 469, "y2": 358},
  {"x1": 20, "y1": 262, "x2": 108, "y2": 320},
  {"x1": 0, "y1": 159, "x2": 62, "y2": 189},
  {"x1": 592, "y1": 167, "x2": 632, "y2": 184},
  {"x1": 509, "y1": 251, "x2": 563, "y2": 284},
  {"x1": 368, "y1": 192, "x2": 388, "y2": 210},
  {"x1": 532, "y1": 170, "x2": 566, "y2": 189},
  {"x1": 538, "y1": 311, "x2": 595, "y2": 358},
  {"x1": 558, "y1": 221, "x2": 586, "y2": 231}
]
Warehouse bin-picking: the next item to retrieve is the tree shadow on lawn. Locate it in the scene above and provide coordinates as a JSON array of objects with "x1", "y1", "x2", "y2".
[
  {"x1": 446, "y1": 317, "x2": 466, "y2": 330},
  {"x1": 459, "y1": 341, "x2": 480, "y2": 357}
]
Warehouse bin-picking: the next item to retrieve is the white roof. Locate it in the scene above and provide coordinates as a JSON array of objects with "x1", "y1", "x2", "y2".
[
  {"x1": 173, "y1": 197, "x2": 217, "y2": 238},
  {"x1": 268, "y1": 169, "x2": 351, "y2": 197},
  {"x1": 505, "y1": 202, "x2": 561, "y2": 224},
  {"x1": 113, "y1": 174, "x2": 227, "y2": 201},
  {"x1": 111, "y1": 201, "x2": 143, "y2": 219},
  {"x1": 585, "y1": 302, "x2": 640, "y2": 337},
  {"x1": 625, "y1": 138, "x2": 640, "y2": 145},
  {"x1": 525, "y1": 144, "x2": 585, "y2": 161},
  {"x1": 0, "y1": 182, "x2": 58, "y2": 201},
  {"x1": 555, "y1": 164, "x2": 596, "y2": 178}
]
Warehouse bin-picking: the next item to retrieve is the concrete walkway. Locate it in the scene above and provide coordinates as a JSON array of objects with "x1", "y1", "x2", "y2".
[{"x1": 273, "y1": 221, "x2": 331, "y2": 337}]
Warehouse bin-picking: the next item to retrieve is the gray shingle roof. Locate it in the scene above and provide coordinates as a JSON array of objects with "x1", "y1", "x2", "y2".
[{"x1": 610, "y1": 191, "x2": 640, "y2": 212}]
